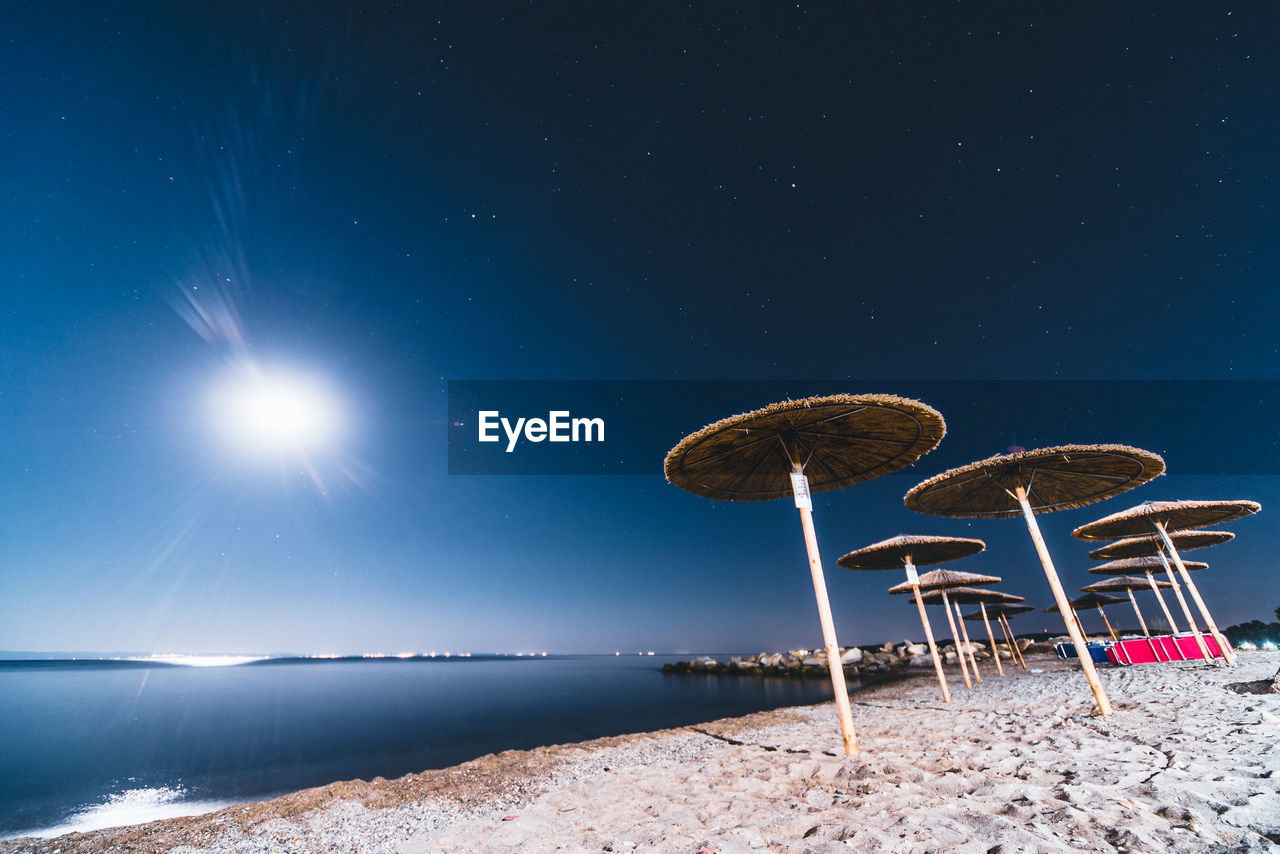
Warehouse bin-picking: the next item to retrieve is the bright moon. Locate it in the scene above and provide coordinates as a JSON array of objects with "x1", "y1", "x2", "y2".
[{"x1": 211, "y1": 367, "x2": 344, "y2": 456}]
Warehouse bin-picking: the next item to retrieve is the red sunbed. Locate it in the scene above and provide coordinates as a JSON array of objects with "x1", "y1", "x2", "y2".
[{"x1": 1106, "y1": 633, "x2": 1227, "y2": 665}]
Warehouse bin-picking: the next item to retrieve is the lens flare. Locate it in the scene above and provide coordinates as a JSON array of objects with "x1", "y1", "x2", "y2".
[{"x1": 210, "y1": 365, "x2": 344, "y2": 457}]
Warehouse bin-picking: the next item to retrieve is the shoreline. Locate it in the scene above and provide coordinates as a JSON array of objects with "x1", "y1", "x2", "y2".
[{"x1": 3, "y1": 651, "x2": 1277, "y2": 853}]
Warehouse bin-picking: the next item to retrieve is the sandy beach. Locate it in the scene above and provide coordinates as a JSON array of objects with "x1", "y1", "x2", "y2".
[{"x1": 4, "y1": 650, "x2": 1277, "y2": 854}]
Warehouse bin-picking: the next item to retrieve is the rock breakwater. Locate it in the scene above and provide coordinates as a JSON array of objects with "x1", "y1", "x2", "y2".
[{"x1": 661, "y1": 637, "x2": 1044, "y2": 678}]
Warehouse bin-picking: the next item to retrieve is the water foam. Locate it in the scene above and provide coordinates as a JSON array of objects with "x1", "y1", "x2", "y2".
[{"x1": 13, "y1": 786, "x2": 233, "y2": 839}]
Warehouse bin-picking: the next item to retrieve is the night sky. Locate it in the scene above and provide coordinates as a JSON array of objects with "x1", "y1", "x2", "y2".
[{"x1": 3, "y1": 2, "x2": 1277, "y2": 656}]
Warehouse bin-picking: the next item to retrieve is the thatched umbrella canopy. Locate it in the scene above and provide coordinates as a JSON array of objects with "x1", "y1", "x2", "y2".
[
  {"x1": 838, "y1": 534, "x2": 984, "y2": 703},
  {"x1": 1087, "y1": 530, "x2": 1234, "y2": 561},
  {"x1": 885, "y1": 568, "x2": 999, "y2": 593},
  {"x1": 837, "y1": 534, "x2": 985, "y2": 569},
  {"x1": 1071, "y1": 500, "x2": 1260, "y2": 541},
  {"x1": 904, "y1": 445, "x2": 1165, "y2": 519},
  {"x1": 1074, "y1": 499, "x2": 1258, "y2": 665},
  {"x1": 983, "y1": 603, "x2": 1035, "y2": 617},
  {"x1": 665, "y1": 394, "x2": 945, "y2": 756},
  {"x1": 914, "y1": 587, "x2": 1024, "y2": 606},
  {"x1": 1065, "y1": 592, "x2": 1127, "y2": 609},
  {"x1": 1089, "y1": 556, "x2": 1208, "y2": 575},
  {"x1": 888, "y1": 569, "x2": 1000, "y2": 686},
  {"x1": 1082, "y1": 576, "x2": 1171, "y2": 593},
  {"x1": 665, "y1": 394, "x2": 945, "y2": 502},
  {"x1": 904, "y1": 444, "x2": 1165, "y2": 717}
]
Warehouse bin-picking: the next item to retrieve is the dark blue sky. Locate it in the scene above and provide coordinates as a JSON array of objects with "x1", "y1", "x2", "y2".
[{"x1": 2, "y1": 2, "x2": 1277, "y2": 655}]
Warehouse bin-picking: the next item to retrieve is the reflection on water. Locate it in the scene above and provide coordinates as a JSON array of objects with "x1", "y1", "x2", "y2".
[{"x1": 129, "y1": 654, "x2": 270, "y2": 667}]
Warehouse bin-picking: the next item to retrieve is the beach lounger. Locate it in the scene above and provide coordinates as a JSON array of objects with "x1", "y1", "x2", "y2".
[
  {"x1": 1106, "y1": 633, "x2": 1227, "y2": 665},
  {"x1": 1053, "y1": 641, "x2": 1112, "y2": 664}
]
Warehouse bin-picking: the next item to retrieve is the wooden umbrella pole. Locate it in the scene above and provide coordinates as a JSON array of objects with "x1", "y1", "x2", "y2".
[
  {"x1": 907, "y1": 560, "x2": 950, "y2": 703},
  {"x1": 953, "y1": 599, "x2": 982, "y2": 683},
  {"x1": 939, "y1": 588, "x2": 973, "y2": 689},
  {"x1": 1155, "y1": 522, "x2": 1236, "y2": 666},
  {"x1": 1127, "y1": 588, "x2": 1151, "y2": 636},
  {"x1": 1072, "y1": 607, "x2": 1092, "y2": 644},
  {"x1": 998, "y1": 613, "x2": 1025, "y2": 669},
  {"x1": 1126, "y1": 587, "x2": 1164, "y2": 662},
  {"x1": 1001, "y1": 614, "x2": 1028, "y2": 669},
  {"x1": 1096, "y1": 605, "x2": 1118, "y2": 642},
  {"x1": 791, "y1": 471, "x2": 857, "y2": 756},
  {"x1": 1158, "y1": 550, "x2": 1212, "y2": 661},
  {"x1": 980, "y1": 602, "x2": 1004, "y2": 676},
  {"x1": 1015, "y1": 485, "x2": 1113, "y2": 716},
  {"x1": 1145, "y1": 570, "x2": 1180, "y2": 634},
  {"x1": 1146, "y1": 570, "x2": 1186, "y2": 661}
]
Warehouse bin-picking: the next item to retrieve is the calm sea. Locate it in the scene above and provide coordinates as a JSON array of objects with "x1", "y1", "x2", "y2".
[{"x1": 0, "y1": 655, "x2": 839, "y2": 839}]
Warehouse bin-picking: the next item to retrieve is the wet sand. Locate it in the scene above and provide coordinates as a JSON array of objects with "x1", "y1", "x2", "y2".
[{"x1": 4, "y1": 651, "x2": 1278, "y2": 854}]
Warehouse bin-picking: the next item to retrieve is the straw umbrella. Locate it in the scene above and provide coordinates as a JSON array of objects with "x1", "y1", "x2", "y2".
[
  {"x1": 1089, "y1": 530, "x2": 1233, "y2": 652},
  {"x1": 887, "y1": 568, "x2": 1001, "y2": 689},
  {"x1": 1090, "y1": 555, "x2": 1212, "y2": 659},
  {"x1": 1080, "y1": 575, "x2": 1172, "y2": 638},
  {"x1": 1090, "y1": 531, "x2": 1229, "y2": 660},
  {"x1": 665, "y1": 394, "x2": 945, "y2": 756},
  {"x1": 984, "y1": 604, "x2": 1034, "y2": 668},
  {"x1": 1087, "y1": 530, "x2": 1234, "y2": 561},
  {"x1": 920, "y1": 587, "x2": 1024, "y2": 676},
  {"x1": 837, "y1": 534, "x2": 985, "y2": 702},
  {"x1": 1066, "y1": 591, "x2": 1127, "y2": 641},
  {"x1": 962, "y1": 600, "x2": 1030, "y2": 671},
  {"x1": 905, "y1": 444, "x2": 1166, "y2": 716},
  {"x1": 1073, "y1": 500, "x2": 1260, "y2": 666},
  {"x1": 1040, "y1": 593, "x2": 1124, "y2": 643}
]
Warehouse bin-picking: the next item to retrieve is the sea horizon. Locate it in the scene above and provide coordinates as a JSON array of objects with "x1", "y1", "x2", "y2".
[{"x1": 0, "y1": 650, "x2": 857, "y2": 839}]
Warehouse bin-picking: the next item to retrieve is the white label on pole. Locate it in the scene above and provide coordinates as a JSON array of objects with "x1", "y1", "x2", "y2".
[
  {"x1": 905, "y1": 564, "x2": 919, "y2": 585},
  {"x1": 789, "y1": 472, "x2": 812, "y2": 510}
]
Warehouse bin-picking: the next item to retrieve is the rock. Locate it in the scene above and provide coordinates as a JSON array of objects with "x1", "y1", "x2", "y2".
[
  {"x1": 729, "y1": 656, "x2": 758, "y2": 669},
  {"x1": 801, "y1": 655, "x2": 824, "y2": 667},
  {"x1": 880, "y1": 642, "x2": 895, "y2": 653},
  {"x1": 840, "y1": 647, "x2": 863, "y2": 664},
  {"x1": 904, "y1": 643, "x2": 926, "y2": 657}
]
